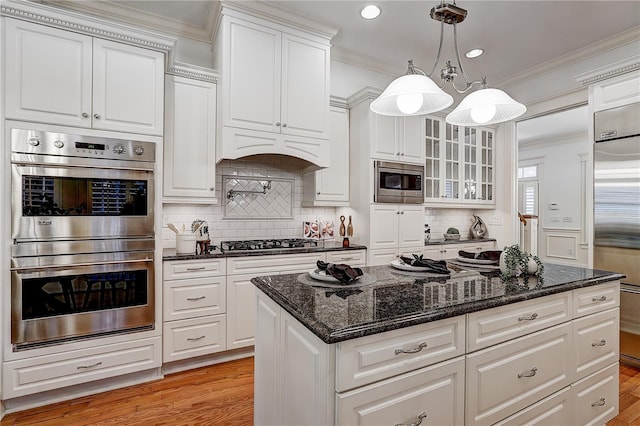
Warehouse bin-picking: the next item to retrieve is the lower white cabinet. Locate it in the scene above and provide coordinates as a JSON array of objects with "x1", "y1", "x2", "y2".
[
  {"x1": 493, "y1": 387, "x2": 573, "y2": 426},
  {"x1": 572, "y1": 362, "x2": 619, "y2": 425},
  {"x1": 226, "y1": 274, "x2": 259, "y2": 350},
  {"x1": 163, "y1": 315, "x2": 226, "y2": 362}
]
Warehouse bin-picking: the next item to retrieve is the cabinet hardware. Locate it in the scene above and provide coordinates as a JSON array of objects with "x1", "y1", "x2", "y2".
[
  {"x1": 187, "y1": 336, "x2": 205, "y2": 342},
  {"x1": 517, "y1": 366, "x2": 538, "y2": 378},
  {"x1": 397, "y1": 211, "x2": 400, "y2": 215},
  {"x1": 591, "y1": 339, "x2": 606, "y2": 347},
  {"x1": 400, "y1": 211, "x2": 405, "y2": 214},
  {"x1": 209, "y1": 187, "x2": 215, "y2": 191},
  {"x1": 317, "y1": 192, "x2": 321, "y2": 195},
  {"x1": 186, "y1": 266, "x2": 206, "y2": 271},
  {"x1": 592, "y1": 295, "x2": 607, "y2": 302},
  {"x1": 591, "y1": 397, "x2": 606, "y2": 407},
  {"x1": 395, "y1": 411, "x2": 427, "y2": 426},
  {"x1": 77, "y1": 361, "x2": 103, "y2": 370},
  {"x1": 396, "y1": 152, "x2": 401, "y2": 155},
  {"x1": 187, "y1": 296, "x2": 206, "y2": 302},
  {"x1": 339, "y1": 257, "x2": 354, "y2": 261},
  {"x1": 518, "y1": 313, "x2": 538, "y2": 321},
  {"x1": 401, "y1": 152, "x2": 405, "y2": 156},
  {"x1": 82, "y1": 112, "x2": 89, "y2": 118},
  {"x1": 275, "y1": 122, "x2": 281, "y2": 126},
  {"x1": 93, "y1": 113, "x2": 101, "y2": 119},
  {"x1": 395, "y1": 342, "x2": 427, "y2": 355},
  {"x1": 282, "y1": 123, "x2": 287, "y2": 127}
]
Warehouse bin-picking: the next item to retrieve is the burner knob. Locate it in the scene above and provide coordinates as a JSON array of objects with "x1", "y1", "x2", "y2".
[
  {"x1": 113, "y1": 144, "x2": 126, "y2": 154},
  {"x1": 53, "y1": 140, "x2": 64, "y2": 149},
  {"x1": 27, "y1": 137, "x2": 40, "y2": 146},
  {"x1": 133, "y1": 146, "x2": 144, "y2": 156}
]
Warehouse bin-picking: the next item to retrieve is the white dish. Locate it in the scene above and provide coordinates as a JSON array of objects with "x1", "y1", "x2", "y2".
[
  {"x1": 390, "y1": 259, "x2": 440, "y2": 272},
  {"x1": 308, "y1": 269, "x2": 361, "y2": 283},
  {"x1": 455, "y1": 256, "x2": 499, "y2": 265}
]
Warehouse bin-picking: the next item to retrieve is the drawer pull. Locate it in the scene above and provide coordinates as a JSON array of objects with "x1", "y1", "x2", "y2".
[
  {"x1": 77, "y1": 361, "x2": 102, "y2": 370},
  {"x1": 186, "y1": 296, "x2": 206, "y2": 302},
  {"x1": 518, "y1": 313, "x2": 538, "y2": 321},
  {"x1": 592, "y1": 339, "x2": 607, "y2": 347},
  {"x1": 395, "y1": 411, "x2": 427, "y2": 426},
  {"x1": 186, "y1": 266, "x2": 206, "y2": 271},
  {"x1": 187, "y1": 336, "x2": 206, "y2": 342},
  {"x1": 339, "y1": 257, "x2": 354, "y2": 261},
  {"x1": 517, "y1": 366, "x2": 538, "y2": 378},
  {"x1": 592, "y1": 295, "x2": 607, "y2": 302},
  {"x1": 591, "y1": 397, "x2": 606, "y2": 407},
  {"x1": 395, "y1": 342, "x2": 427, "y2": 355}
]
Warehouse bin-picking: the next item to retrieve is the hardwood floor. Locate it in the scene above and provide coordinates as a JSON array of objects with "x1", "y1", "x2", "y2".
[{"x1": 1, "y1": 358, "x2": 638, "y2": 425}]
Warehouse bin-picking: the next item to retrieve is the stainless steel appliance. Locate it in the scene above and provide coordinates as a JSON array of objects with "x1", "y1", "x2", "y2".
[
  {"x1": 11, "y1": 240, "x2": 155, "y2": 350},
  {"x1": 10, "y1": 128, "x2": 157, "y2": 349},
  {"x1": 374, "y1": 161, "x2": 424, "y2": 204},
  {"x1": 593, "y1": 102, "x2": 640, "y2": 367},
  {"x1": 11, "y1": 129, "x2": 155, "y2": 242}
]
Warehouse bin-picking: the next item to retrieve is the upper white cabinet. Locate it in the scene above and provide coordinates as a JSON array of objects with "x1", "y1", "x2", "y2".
[
  {"x1": 591, "y1": 69, "x2": 640, "y2": 112},
  {"x1": 303, "y1": 105, "x2": 350, "y2": 206},
  {"x1": 371, "y1": 115, "x2": 424, "y2": 165},
  {"x1": 4, "y1": 18, "x2": 164, "y2": 136},
  {"x1": 368, "y1": 204, "x2": 425, "y2": 265},
  {"x1": 163, "y1": 75, "x2": 217, "y2": 204},
  {"x1": 424, "y1": 116, "x2": 495, "y2": 206},
  {"x1": 214, "y1": 9, "x2": 331, "y2": 166}
]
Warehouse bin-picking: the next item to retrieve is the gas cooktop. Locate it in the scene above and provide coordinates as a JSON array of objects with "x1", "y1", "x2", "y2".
[{"x1": 220, "y1": 238, "x2": 319, "y2": 252}]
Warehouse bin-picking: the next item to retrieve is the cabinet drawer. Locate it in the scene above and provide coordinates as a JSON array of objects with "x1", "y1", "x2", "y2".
[
  {"x1": 572, "y1": 362, "x2": 619, "y2": 425},
  {"x1": 466, "y1": 323, "x2": 573, "y2": 425},
  {"x1": 163, "y1": 276, "x2": 226, "y2": 322},
  {"x1": 458, "y1": 241, "x2": 495, "y2": 254},
  {"x1": 573, "y1": 281, "x2": 620, "y2": 318},
  {"x1": 336, "y1": 356, "x2": 465, "y2": 426},
  {"x1": 163, "y1": 315, "x2": 227, "y2": 363},
  {"x1": 163, "y1": 258, "x2": 225, "y2": 280},
  {"x1": 3, "y1": 337, "x2": 161, "y2": 398},
  {"x1": 467, "y1": 291, "x2": 571, "y2": 352},
  {"x1": 493, "y1": 387, "x2": 573, "y2": 426},
  {"x1": 336, "y1": 315, "x2": 465, "y2": 392},
  {"x1": 368, "y1": 248, "x2": 399, "y2": 266},
  {"x1": 226, "y1": 253, "x2": 323, "y2": 275},
  {"x1": 325, "y1": 250, "x2": 366, "y2": 267},
  {"x1": 573, "y1": 308, "x2": 619, "y2": 380}
]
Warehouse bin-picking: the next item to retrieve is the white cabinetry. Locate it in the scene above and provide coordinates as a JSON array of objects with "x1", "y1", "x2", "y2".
[
  {"x1": 591, "y1": 69, "x2": 640, "y2": 112},
  {"x1": 163, "y1": 75, "x2": 217, "y2": 204},
  {"x1": 368, "y1": 204, "x2": 424, "y2": 265},
  {"x1": 371, "y1": 115, "x2": 424, "y2": 165},
  {"x1": 4, "y1": 18, "x2": 164, "y2": 136},
  {"x1": 303, "y1": 105, "x2": 350, "y2": 206},
  {"x1": 214, "y1": 8, "x2": 331, "y2": 166},
  {"x1": 162, "y1": 259, "x2": 227, "y2": 363},
  {"x1": 423, "y1": 240, "x2": 495, "y2": 260},
  {"x1": 424, "y1": 116, "x2": 495, "y2": 206}
]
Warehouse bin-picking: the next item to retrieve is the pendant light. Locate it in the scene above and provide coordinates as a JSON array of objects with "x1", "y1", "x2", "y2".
[{"x1": 370, "y1": 1, "x2": 526, "y2": 126}]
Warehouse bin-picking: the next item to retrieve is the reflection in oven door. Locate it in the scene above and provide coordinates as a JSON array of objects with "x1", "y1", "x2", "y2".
[{"x1": 11, "y1": 252, "x2": 154, "y2": 349}]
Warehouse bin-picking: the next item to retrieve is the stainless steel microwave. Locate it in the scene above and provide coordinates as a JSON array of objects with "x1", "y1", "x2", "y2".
[{"x1": 374, "y1": 161, "x2": 424, "y2": 204}]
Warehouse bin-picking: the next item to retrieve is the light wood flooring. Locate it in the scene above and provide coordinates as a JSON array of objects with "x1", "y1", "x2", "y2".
[{"x1": 1, "y1": 358, "x2": 639, "y2": 425}]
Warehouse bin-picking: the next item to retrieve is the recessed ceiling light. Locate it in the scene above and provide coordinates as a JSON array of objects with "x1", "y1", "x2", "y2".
[
  {"x1": 465, "y1": 48, "x2": 484, "y2": 59},
  {"x1": 361, "y1": 5, "x2": 381, "y2": 20}
]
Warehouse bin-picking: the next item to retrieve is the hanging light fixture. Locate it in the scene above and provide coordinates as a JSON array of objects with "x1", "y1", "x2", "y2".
[{"x1": 370, "y1": 1, "x2": 526, "y2": 126}]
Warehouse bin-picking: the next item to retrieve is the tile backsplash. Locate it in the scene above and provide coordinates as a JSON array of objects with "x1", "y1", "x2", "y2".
[
  {"x1": 424, "y1": 208, "x2": 489, "y2": 240},
  {"x1": 162, "y1": 155, "x2": 335, "y2": 248}
]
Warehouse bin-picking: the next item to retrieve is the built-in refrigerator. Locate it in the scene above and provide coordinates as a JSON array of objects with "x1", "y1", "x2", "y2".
[{"x1": 593, "y1": 102, "x2": 640, "y2": 367}]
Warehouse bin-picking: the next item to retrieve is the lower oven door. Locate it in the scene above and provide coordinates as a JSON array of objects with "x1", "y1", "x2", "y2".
[
  {"x1": 12, "y1": 162, "x2": 154, "y2": 241},
  {"x1": 11, "y1": 252, "x2": 154, "y2": 349}
]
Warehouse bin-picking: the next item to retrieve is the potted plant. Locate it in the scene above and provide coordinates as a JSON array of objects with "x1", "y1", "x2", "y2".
[
  {"x1": 500, "y1": 244, "x2": 544, "y2": 280},
  {"x1": 444, "y1": 227, "x2": 460, "y2": 241}
]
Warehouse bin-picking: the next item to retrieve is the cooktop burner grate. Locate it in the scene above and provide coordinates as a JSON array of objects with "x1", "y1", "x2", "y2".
[{"x1": 220, "y1": 238, "x2": 319, "y2": 252}]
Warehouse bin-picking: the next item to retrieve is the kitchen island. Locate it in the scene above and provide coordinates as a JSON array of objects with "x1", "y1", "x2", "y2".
[{"x1": 252, "y1": 263, "x2": 623, "y2": 425}]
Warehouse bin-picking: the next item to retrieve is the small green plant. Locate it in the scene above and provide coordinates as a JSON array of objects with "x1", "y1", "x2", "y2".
[
  {"x1": 446, "y1": 227, "x2": 459, "y2": 234},
  {"x1": 500, "y1": 244, "x2": 544, "y2": 281}
]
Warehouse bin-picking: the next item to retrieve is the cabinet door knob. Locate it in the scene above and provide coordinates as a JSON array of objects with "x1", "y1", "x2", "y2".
[
  {"x1": 282, "y1": 123, "x2": 287, "y2": 127},
  {"x1": 317, "y1": 192, "x2": 321, "y2": 195},
  {"x1": 397, "y1": 211, "x2": 400, "y2": 215},
  {"x1": 401, "y1": 152, "x2": 405, "y2": 156},
  {"x1": 396, "y1": 152, "x2": 401, "y2": 155},
  {"x1": 209, "y1": 187, "x2": 215, "y2": 191},
  {"x1": 82, "y1": 112, "x2": 89, "y2": 118},
  {"x1": 275, "y1": 122, "x2": 281, "y2": 126},
  {"x1": 400, "y1": 211, "x2": 404, "y2": 214},
  {"x1": 93, "y1": 113, "x2": 101, "y2": 119}
]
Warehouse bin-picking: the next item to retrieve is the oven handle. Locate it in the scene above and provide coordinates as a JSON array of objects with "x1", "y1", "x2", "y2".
[{"x1": 11, "y1": 258, "x2": 153, "y2": 273}]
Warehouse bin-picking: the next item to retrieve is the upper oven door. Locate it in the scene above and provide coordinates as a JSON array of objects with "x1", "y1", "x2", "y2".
[{"x1": 12, "y1": 163, "x2": 154, "y2": 241}]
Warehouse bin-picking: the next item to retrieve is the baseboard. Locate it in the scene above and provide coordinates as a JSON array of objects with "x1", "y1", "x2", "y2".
[{"x1": 162, "y1": 347, "x2": 254, "y2": 375}]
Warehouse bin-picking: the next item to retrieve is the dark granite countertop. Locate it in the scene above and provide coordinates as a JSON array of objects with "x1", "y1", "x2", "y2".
[
  {"x1": 424, "y1": 237, "x2": 497, "y2": 246},
  {"x1": 163, "y1": 241, "x2": 367, "y2": 261},
  {"x1": 251, "y1": 263, "x2": 624, "y2": 344}
]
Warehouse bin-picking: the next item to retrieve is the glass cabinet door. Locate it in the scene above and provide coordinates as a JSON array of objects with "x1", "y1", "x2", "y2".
[
  {"x1": 479, "y1": 129, "x2": 495, "y2": 202},
  {"x1": 424, "y1": 117, "x2": 441, "y2": 199},
  {"x1": 443, "y1": 122, "x2": 461, "y2": 200}
]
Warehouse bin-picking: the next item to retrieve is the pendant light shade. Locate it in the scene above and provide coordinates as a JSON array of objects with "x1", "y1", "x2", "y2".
[
  {"x1": 445, "y1": 88, "x2": 526, "y2": 126},
  {"x1": 370, "y1": 74, "x2": 454, "y2": 116}
]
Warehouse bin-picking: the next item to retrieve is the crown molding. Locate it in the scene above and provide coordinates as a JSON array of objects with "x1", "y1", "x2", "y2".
[
  {"x1": 346, "y1": 87, "x2": 381, "y2": 108},
  {"x1": 330, "y1": 96, "x2": 348, "y2": 109},
  {"x1": 330, "y1": 46, "x2": 400, "y2": 78},
  {"x1": 574, "y1": 56, "x2": 640, "y2": 85},
  {"x1": 167, "y1": 62, "x2": 218, "y2": 83},
  {"x1": 1, "y1": 0, "x2": 176, "y2": 53},
  {"x1": 493, "y1": 26, "x2": 640, "y2": 90}
]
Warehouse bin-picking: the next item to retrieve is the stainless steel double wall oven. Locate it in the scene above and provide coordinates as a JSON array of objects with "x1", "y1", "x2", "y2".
[{"x1": 10, "y1": 128, "x2": 156, "y2": 349}]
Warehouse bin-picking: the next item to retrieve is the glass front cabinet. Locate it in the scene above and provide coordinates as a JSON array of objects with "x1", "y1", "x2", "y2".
[{"x1": 424, "y1": 116, "x2": 495, "y2": 206}]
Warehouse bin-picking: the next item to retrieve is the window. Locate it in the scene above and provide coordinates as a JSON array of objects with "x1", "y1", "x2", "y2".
[{"x1": 518, "y1": 164, "x2": 539, "y2": 216}]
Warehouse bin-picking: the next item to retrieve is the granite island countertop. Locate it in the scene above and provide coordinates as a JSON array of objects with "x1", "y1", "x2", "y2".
[{"x1": 251, "y1": 263, "x2": 624, "y2": 344}]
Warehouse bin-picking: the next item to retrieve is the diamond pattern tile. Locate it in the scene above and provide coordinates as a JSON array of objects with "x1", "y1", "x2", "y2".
[{"x1": 224, "y1": 176, "x2": 293, "y2": 219}]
